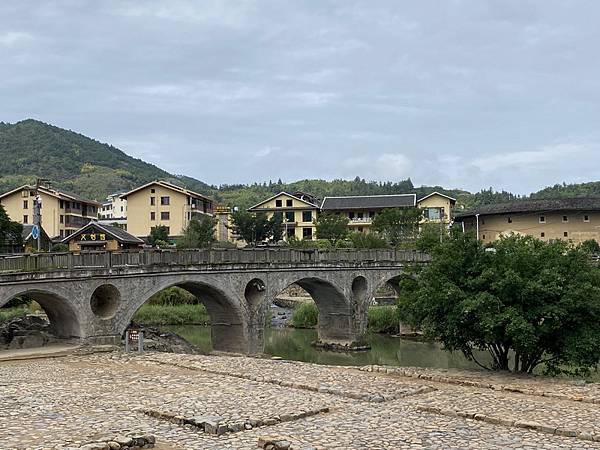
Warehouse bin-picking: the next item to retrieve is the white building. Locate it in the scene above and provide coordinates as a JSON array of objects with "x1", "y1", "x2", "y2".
[{"x1": 98, "y1": 192, "x2": 128, "y2": 229}]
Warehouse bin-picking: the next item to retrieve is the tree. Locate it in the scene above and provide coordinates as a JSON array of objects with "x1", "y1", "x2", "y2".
[
  {"x1": 416, "y1": 222, "x2": 449, "y2": 252},
  {"x1": 347, "y1": 231, "x2": 389, "y2": 249},
  {"x1": 177, "y1": 216, "x2": 216, "y2": 249},
  {"x1": 399, "y1": 231, "x2": 600, "y2": 375},
  {"x1": 372, "y1": 208, "x2": 422, "y2": 246},
  {"x1": 269, "y1": 212, "x2": 284, "y2": 242},
  {"x1": 149, "y1": 225, "x2": 169, "y2": 246},
  {"x1": 0, "y1": 204, "x2": 22, "y2": 252},
  {"x1": 230, "y1": 211, "x2": 272, "y2": 246},
  {"x1": 315, "y1": 212, "x2": 349, "y2": 242},
  {"x1": 580, "y1": 239, "x2": 600, "y2": 254}
]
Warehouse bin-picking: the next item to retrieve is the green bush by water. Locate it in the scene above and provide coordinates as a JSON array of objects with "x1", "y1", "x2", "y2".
[
  {"x1": 290, "y1": 302, "x2": 319, "y2": 328},
  {"x1": 290, "y1": 303, "x2": 399, "y2": 334},
  {"x1": 368, "y1": 306, "x2": 399, "y2": 334},
  {"x1": 133, "y1": 304, "x2": 209, "y2": 326}
]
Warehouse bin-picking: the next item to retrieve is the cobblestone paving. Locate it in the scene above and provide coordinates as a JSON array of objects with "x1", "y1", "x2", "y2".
[{"x1": 1, "y1": 352, "x2": 600, "y2": 449}]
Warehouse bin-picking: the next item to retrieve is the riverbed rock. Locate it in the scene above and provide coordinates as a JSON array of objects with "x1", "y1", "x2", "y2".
[{"x1": 126, "y1": 323, "x2": 199, "y2": 354}]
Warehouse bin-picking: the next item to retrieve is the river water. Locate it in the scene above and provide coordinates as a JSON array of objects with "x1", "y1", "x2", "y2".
[{"x1": 165, "y1": 325, "x2": 490, "y2": 370}]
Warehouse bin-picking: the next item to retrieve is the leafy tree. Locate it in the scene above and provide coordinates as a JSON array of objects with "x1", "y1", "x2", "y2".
[
  {"x1": 416, "y1": 222, "x2": 449, "y2": 252},
  {"x1": 315, "y1": 212, "x2": 349, "y2": 242},
  {"x1": 399, "y1": 231, "x2": 600, "y2": 374},
  {"x1": 177, "y1": 216, "x2": 216, "y2": 249},
  {"x1": 149, "y1": 225, "x2": 169, "y2": 246},
  {"x1": 230, "y1": 211, "x2": 271, "y2": 246},
  {"x1": 347, "y1": 231, "x2": 389, "y2": 249},
  {"x1": 372, "y1": 208, "x2": 422, "y2": 246},
  {"x1": 269, "y1": 212, "x2": 284, "y2": 242},
  {"x1": 580, "y1": 239, "x2": 600, "y2": 254},
  {"x1": 0, "y1": 204, "x2": 23, "y2": 251}
]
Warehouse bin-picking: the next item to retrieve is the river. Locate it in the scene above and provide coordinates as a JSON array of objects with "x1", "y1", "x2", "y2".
[{"x1": 165, "y1": 325, "x2": 490, "y2": 370}]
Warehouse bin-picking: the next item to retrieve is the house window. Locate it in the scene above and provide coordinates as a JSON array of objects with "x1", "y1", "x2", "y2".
[
  {"x1": 369, "y1": 211, "x2": 375, "y2": 219},
  {"x1": 481, "y1": 218, "x2": 485, "y2": 225},
  {"x1": 23, "y1": 200, "x2": 28, "y2": 209},
  {"x1": 539, "y1": 216, "x2": 546, "y2": 223},
  {"x1": 427, "y1": 208, "x2": 441, "y2": 221},
  {"x1": 564, "y1": 231, "x2": 568, "y2": 237},
  {"x1": 507, "y1": 217, "x2": 512, "y2": 223},
  {"x1": 349, "y1": 212, "x2": 355, "y2": 220},
  {"x1": 151, "y1": 188, "x2": 155, "y2": 193},
  {"x1": 303, "y1": 227, "x2": 313, "y2": 239},
  {"x1": 275, "y1": 199, "x2": 282, "y2": 207},
  {"x1": 23, "y1": 215, "x2": 28, "y2": 224},
  {"x1": 357, "y1": 212, "x2": 364, "y2": 220},
  {"x1": 161, "y1": 211, "x2": 170, "y2": 220},
  {"x1": 584, "y1": 215, "x2": 590, "y2": 222},
  {"x1": 150, "y1": 212, "x2": 156, "y2": 221},
  {"x1": 60, "y1": 215, "x2": 64, "y2": 224},
  {"x1": 541, "y1": 232, "x2": 545, "y2": 238},
  {"x1": 286, "y1": 228, "x2": 295, "y2": 238},
  {"x1": 59, "y1": 230, "x2": 64, "y2": 238},
  {"x1": 59, "y1": 200, "x2": 64, "y2": 209},
  {"x1": 563, "y1": 215, "x2": 568, "y2": 222},
  {"x1": 302, "y1": 211, "x2": 312, "y2": 222},
  {"x1": 285, "y1": 211, "x2": 295, "y2": 222},
  {"x1": 358, "y1": 227, "x2": 364, "y2": 233},
  {"x1": 160, "y1": 196, "x2": 170, "y2": 205},
  {"x1": 150, "y1": 197, "x2": 156, "y2": 206},
  {"x1": 286, "y1": 199, "x2": 293, "y2": 207}
]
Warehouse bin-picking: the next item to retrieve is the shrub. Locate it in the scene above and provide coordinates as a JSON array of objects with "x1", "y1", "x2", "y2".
[
  {"x1": 368, "y1": 306, "x2": 398, "y2": 333},
  {"x1": 146, "y1": 287, "x2": 197, "y2": 306},
  {"x1": 290, "y1": 302, "x2": 318, "y2": 328},
  {"x1": 0, "y1": 307, "x2": 28, "y2": 323},
  {"x1": 133, "y1": 304, "x2": 209, "y2": 326}
]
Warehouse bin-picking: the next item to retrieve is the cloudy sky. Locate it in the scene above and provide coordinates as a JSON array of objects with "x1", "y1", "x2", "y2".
[{"x1": 1, "y1": 1, "x2": 599, "y2": 194}]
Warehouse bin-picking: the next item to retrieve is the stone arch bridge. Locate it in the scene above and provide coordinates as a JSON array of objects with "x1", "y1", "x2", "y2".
[{"x1": 0, "y1": 249, "x2": 429, "y2": 354}]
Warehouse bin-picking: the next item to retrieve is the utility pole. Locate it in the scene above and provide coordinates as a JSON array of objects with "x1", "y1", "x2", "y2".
[{"x1": 33, "y1": 178, "x2": 49, "y2": 252}]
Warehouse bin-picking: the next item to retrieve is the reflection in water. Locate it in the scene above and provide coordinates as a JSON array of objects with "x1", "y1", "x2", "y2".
[{"x1": 166, "y1": 325, "x2": 490, "y2": 370}]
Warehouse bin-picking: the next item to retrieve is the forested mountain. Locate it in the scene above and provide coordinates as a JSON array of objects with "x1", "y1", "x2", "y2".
[
  {"x1": 1, "y1": 119, "x2": 598, "y2": 210},
  {"x1": 0, "y1": 119, "x2": 214, "y2": 200}
]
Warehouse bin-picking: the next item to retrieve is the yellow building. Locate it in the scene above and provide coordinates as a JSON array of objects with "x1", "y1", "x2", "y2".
[
  {"x1": 120, "y1": 180, "x2": 215, "y2": 238},
  {"x1": 320, "y1": 194, "x2": 417, "y2": 233},
  {"x1": 417, "y1": 192, "x2": 456, "y2": 225},
  {"x1": 0, "y1": 185, "x2": 99, "y2": 239},
  {"x1": 454, "y1": 198, "x2": 600, "y2": 244},
  {"x1": 247, "y1": 192, "x2": 320, "y2": 240}
]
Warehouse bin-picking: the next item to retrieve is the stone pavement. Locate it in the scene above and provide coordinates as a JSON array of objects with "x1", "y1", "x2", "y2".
[{"x1": 1, "y1": 351, "x2": 600, "y2": 449}]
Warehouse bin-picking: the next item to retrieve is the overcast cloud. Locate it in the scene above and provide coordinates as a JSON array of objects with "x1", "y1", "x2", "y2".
[{"x1": 1, "y1": 1, "x2": 599, "y2": 194}]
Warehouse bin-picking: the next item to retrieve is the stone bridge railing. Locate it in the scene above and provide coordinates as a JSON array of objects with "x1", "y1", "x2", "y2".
[{"x1": 0, "y1": 248, "x2": 430, "y2": 275}]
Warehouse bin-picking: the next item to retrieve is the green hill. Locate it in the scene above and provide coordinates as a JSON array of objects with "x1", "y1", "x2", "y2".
[
  {"x1": 2, "y1": 119, "x2": 599, "y2": 210},
  {"x1": 0, "y1": 119, "x2": 215, "y2": 201}
]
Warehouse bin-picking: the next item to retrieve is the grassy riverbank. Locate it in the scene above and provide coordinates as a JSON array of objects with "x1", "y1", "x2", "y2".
[
  {"x1": 133, "y1": 304, "x2": 210, "y2": 326},
  {"x1": 132, "y1": 302, "x2": 399, "y2": 333},
  {"x1": 290, "y1": 303, "x2": 399, "y2": 334}
]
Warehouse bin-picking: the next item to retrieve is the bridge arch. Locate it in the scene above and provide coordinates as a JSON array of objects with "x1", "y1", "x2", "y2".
[
  {"x1": 269, "y1": 274, "x2": 362, "y2": 347},
  {"x1": 0, "y1": 288, "x2": 83, "y2": 339},
  {"x1": 121, "y1": 277, "x2": 248, "y2": 353}
]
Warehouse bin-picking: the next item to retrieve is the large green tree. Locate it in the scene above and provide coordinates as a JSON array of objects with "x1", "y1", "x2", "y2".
[
  {"x1": 0, "y1": 204, "x2": 23, "y2": 251},
  {"x1": 315, "y1": 212, "x2": 349, "y2": 242},
  {"x1": 230, "y1": 211, "x2": 272, "y2": 246},
  {"x1": 149, "y1": 225, "x2": 170, "y2": 246},
  {"x1": 372, "y1": 208, "x2": 422, "y2": 246},
  {"x1": 399, "y1": 231, "x2": 600, "y2": 374},
  {"x1": 177, "y1": 216, "x2": 216, "y2": 249}
]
